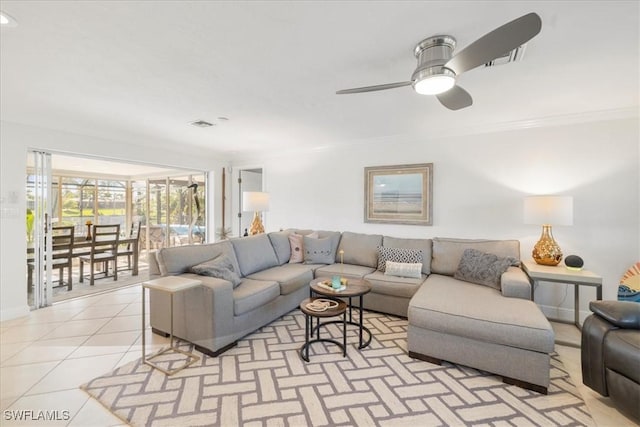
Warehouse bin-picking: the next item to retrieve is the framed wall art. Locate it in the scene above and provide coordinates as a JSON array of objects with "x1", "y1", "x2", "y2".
[{"x1": 364, "y1": 163, "x2": 433, "y2": 226}]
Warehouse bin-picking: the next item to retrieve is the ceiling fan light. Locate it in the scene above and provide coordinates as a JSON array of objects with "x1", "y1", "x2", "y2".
[{"x1": 414, "y1": 75, "x2": 456, "y2": 95}]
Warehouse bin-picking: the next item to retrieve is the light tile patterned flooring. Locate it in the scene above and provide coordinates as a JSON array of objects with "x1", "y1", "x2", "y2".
[{"x1": 1, "y1": 285, "x2": 637, "y2": 426}]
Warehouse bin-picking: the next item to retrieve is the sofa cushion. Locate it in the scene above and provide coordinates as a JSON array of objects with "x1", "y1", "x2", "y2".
[
  {"x1": 385, "y1": 261, "x2": 423, "y2": 279},
  {"x1": 454, "y1": 248, "x2": 519, "y2": 290},
  {"x1": 431, "y1": 237, "x2": 520, "y2": 276},
  {"x1": 157, "y1": 241, "x2": 240, "y2": 277},
  {"x1": 338, "y1": 232, "x2": 383, "y2": 268},
  {"x1": 377, "y1": 246, "x2": 423, "y2": 272},
  {"x1": 268, "y1": 230, "x2": 292, "y2": 265},
  {"x1": 232, "y1": 279, "x2": 280, "y2": 316},
  {"x1": 409, "y1": 274, "x2": 554, "y2": 353},
  {"x1": 189, "y1": 255, "x2": 242, "y2": 287},
  {"x1": 304, "y1": 236, "x2": 334, "y2": 264},
  {"x1": 364, "y1": 270, "x2": 425, "y2": 299},
  {"x1": 247, "y1": 264, "x2": 314, "y2": 295},
  {"x1": 230, "y1": 234, "x2": 279, "y2": 277},
  {"x1": 315, "y1": 263, "x2": 375, "y2": 279},
  {"x1": 382, "y1": 236, "x2": 432, "y2": 275}
]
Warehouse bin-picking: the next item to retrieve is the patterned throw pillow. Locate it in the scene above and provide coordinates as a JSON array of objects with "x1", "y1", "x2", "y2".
[
  {"x1": 453, "y1": 248, "x2": 520, "y2": 290},
  {"x1": 384, "y1": 261, "x2": 423, "y2": 279},
  {"x1": 190, "y1": 255, "x2": 242, "y2": 288},
  {"x1": 377, "y1": 246, "x2": 423, "y2": 272}
]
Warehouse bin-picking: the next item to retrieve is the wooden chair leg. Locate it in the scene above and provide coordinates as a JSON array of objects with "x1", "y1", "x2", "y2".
[
  {"x1": 67, "y1": 264, "x2": 72, "y2": 291},
  {"x1": 113, "y1": 259, "x2": 118, "y2": 281},
  {"x1": 90, "y1": 262, "x2": 95, "y2": 286},
  {"x1": 79, "y1": 261, "x2": 84, "y2": 283}
]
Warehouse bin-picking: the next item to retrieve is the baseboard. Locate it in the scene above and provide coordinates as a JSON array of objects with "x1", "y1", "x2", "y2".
[{"x1": 538, "y1": 304, "x2": 591, "y2": 325}]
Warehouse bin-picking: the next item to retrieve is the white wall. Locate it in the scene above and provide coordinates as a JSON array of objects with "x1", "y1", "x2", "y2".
[
  {"x1": 0, "y1": 121, "x2": 227, "y2": 320},
  {"x1": 232, "y1": 117, "x2": 640, "y2": 323}
]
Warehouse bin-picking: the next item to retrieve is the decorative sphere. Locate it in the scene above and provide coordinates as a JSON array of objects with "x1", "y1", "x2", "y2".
[{"x1": 565, "y1": 255, "x2": 584, "y2": 270}]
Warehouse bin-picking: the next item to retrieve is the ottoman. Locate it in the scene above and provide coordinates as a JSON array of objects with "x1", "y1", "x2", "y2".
[{"x1": 407, "y1": 274, "x2": 555, "y2": 394}]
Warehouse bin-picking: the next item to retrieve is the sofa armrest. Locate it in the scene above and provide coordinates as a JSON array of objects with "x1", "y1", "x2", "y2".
[
  {"x1": 590, "y1": 301, "x2": 640, "y2": 329},
  {"x1": 149, "y1": 274, "x2": 236, "y2": 354},
  {"x1": 581, "y1": 313, "x2": 614, "y2": 396},
  {"x1": 500, "y1": 266, "x2": 531, "y2": 300}
]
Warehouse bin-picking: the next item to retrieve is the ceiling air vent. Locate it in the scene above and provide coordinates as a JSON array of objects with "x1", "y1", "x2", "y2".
[
  {"x1": 484, "y1": 44, "x2": 526, "y2": 67},
  {"x1": 190, "y1": 120, "x2": 215, "y2": 128}
]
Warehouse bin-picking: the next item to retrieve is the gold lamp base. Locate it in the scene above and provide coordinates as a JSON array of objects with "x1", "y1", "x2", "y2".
[
  {"x1": 249, "y1": 211, "x2": 265, "y2": 235},
  {"x1": 532, "y1": 224, "x2": 563, "y2": 266}
]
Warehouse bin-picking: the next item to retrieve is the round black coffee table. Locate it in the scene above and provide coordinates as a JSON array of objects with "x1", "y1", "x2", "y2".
[
  {"x1": 299, "y1": 297, "x2": 348, "y2": 362},
  {"x1": 310, "y1": 277, "x2": 373, "y2": 349}
]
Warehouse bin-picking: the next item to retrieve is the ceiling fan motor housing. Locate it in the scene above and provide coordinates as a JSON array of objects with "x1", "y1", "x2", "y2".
[{"x1": 411, "y1": 35, "x2": 457, "y2": 87}]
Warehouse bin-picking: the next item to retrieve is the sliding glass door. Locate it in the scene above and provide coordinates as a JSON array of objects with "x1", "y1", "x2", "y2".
[{"x1": 26, "y1": 151, "x2": 54, "y2": 309}]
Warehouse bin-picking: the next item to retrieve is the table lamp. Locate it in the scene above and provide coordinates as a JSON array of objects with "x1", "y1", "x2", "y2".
[
  {"x1": 242, "y1": 191, "x2": 269, "y2": 235},
  {"x1": 524, "y1": 196, "x2": 573, "y2": 266}
]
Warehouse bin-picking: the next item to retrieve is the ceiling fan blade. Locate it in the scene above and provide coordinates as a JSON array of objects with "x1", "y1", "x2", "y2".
[
  {"x1": 437, "y1": 86, "x2": 473, "y2": 110},
  {"x1": 336, "y1": 81, "x2": 412, "y2": 94},
  {"x1": 445, "y1": 12, "x2": 542, "y2": 75}
]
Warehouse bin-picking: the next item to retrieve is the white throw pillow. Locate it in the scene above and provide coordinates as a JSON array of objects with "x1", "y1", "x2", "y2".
[{"x1": 384, "y1": 261, "x2": 423, "y2": 279}]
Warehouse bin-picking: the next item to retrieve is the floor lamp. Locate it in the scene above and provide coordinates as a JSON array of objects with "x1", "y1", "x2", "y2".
[{"x1": 243, "y1": 191, "x2": 270, "y2": 235}]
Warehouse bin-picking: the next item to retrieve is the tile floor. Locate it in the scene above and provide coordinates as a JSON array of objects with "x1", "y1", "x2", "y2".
[{"x1": 1, "y1": 285, "x2": 637, "y2": 427}]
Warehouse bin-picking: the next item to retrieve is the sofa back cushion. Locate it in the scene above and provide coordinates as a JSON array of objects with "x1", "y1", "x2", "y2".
[
  {"x1": 268, "y1": 230, "x2": 292, "y2": 265},
  {"x1": 338, "y1": 232, "x2": 383, "y2": 268},
  {"x1": 382, "y1": 236, "x2": 433, "y2": 275},
  {"x1": 156, "y1": 241, "x2": 240, "y2": 276},
  {"x1": 431, "y1": 237, "x2": 520, "y2": 276},
  {"x1": 231, "y1": 233, "x2": 279, "y2": 276}
]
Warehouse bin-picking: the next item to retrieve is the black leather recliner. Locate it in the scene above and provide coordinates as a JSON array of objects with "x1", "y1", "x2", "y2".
[{"x1": 581, "y1": 300, "x2": 640, "y2": 422}]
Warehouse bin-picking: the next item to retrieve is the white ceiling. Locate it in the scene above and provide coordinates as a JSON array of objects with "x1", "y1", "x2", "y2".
[{"x1": 1, "y1": 1, "x2": 638, "y2": 159}]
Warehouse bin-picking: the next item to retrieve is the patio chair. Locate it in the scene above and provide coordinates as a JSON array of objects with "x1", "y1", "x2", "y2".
[
  {"x1": 27, "y1": 225, "x2": 75, "y2": 291},
  {"x1": 114, "y1": 221, "x2": 141, "y2": 272},
  {"x1": 79, "y1": 224, "x2": 120, "y2": 286}
]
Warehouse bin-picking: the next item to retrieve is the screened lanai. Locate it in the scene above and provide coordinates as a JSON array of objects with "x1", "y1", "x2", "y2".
[{"x1": 26, "y1": 154, "x2": 207, "y2": 306}]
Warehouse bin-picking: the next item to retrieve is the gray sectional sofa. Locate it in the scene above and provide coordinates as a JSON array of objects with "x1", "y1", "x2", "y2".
[{"x1": 147, "y1": 229, "x2": 554, "y2": 393}]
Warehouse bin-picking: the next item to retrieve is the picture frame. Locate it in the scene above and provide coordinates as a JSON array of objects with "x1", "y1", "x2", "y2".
[{"x1": 364, "y1": 163, "x2": 433, "y2": 226}]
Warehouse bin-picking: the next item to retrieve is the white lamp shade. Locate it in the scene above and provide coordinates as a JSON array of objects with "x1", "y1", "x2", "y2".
[
  {"x1": 242, "y1": 191, "x2": 269, "y2": 212},
  {"x1": 524, "y1": 196, "x2": 573, "y2": 226}
]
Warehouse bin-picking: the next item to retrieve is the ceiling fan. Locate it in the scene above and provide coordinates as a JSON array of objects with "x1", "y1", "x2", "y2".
[{"x1": 336, "y1": 12, "x2": 542, "y2": 111}]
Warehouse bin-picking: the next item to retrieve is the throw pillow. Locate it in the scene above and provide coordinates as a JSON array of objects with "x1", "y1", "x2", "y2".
[
  {"x1": 377, "y1": 246, "x2": 423, "y2": 272},
  {"x1": 384, "y1": 261, "x2": 423, "y2": 279},
  {"x1": 288, "y1": 231, "x2": 318, "y2": 263},
  {"x1": 453, "y1": 248, "x2": 520, "y2": 290},
  {"x1": 190, "y1": 255, "x2": 242, "y2": 288},
  {"x1": 288, "y1": 234, "x2": 304, "y2": 263},
  {"x1": 303, "y1": 236, "x2": 334, "y2": 264}
]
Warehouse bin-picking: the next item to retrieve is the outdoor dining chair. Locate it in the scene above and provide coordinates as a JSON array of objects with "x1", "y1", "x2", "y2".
[
  {"x1": 114, "y1": 221, "x2": 141, "y2": 272},
  {"x1": 27, "y1": 225, "x2": 75, "y2": 291},
  {"x1": 79, "y1": 224, "x2": 120, "y2": 286}
]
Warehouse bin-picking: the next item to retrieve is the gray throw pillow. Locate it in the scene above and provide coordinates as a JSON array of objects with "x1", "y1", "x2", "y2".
[
  {"x1": 303, "y1": 236, "x2": 334, "y2": 264},
  {"x1": 454, "y1": 248, "x2": 520, "y2": 290},
  {"x1": 377, "y1": 246, "x2": 423, "y2": 272},
  {"x1": 190, "y1": 255, "x2": 242, "y2": 288}
]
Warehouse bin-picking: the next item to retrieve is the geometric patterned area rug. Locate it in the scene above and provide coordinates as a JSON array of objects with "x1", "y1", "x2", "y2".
[{"x1": 81, "y1": 310, "x2": 594, "y2": 426}]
